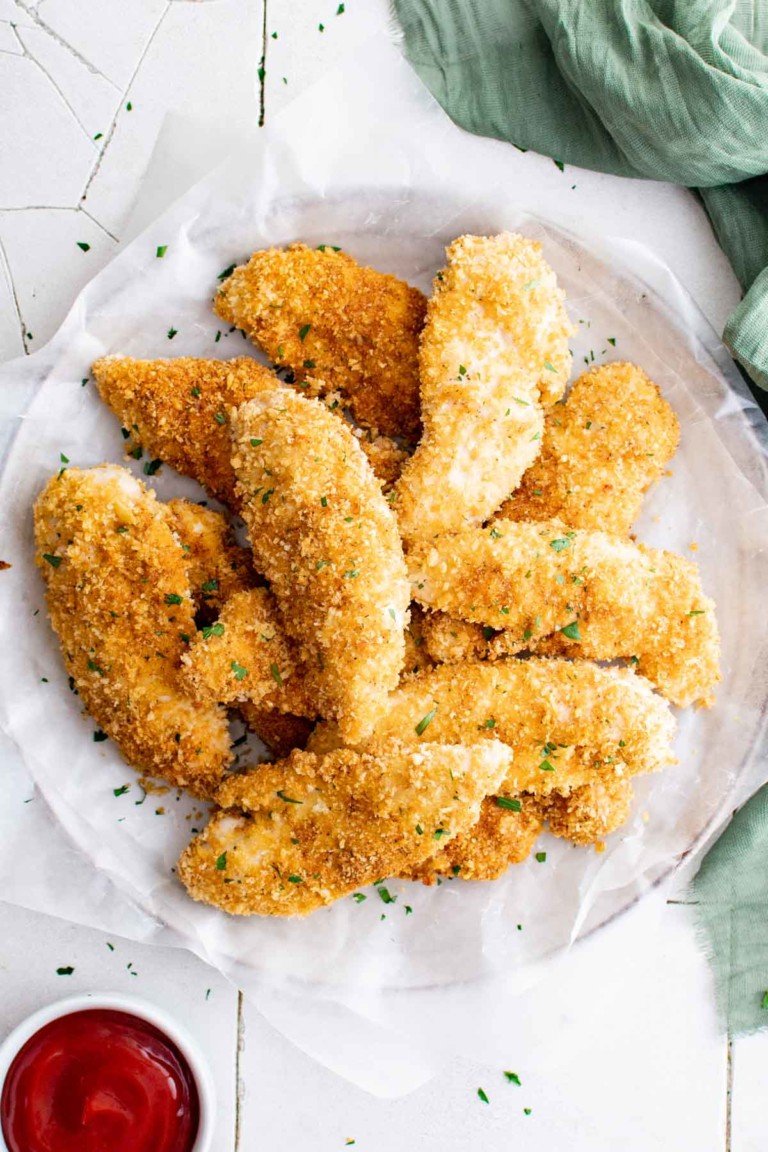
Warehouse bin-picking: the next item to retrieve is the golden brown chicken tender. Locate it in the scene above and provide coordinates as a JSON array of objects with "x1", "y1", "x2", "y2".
[
  {"x1": 92, "y1": 356, "x2": 279, "y2": 508},
  {"x1": 405, "y1": 796, "x2": 544, "y2": 883},
  {"x1": 394, "y1": 233, "x2": 574, "y2": 543},
  {"x1": 408, "y1": 518, "x2": 720, "y2": 707},
  {"x1": 238, "y1": 702, "x2": 314, "y2": 759},
  {"x1": 214, "y1": 243, "x2": 426, "y2": 438},
  {"x1": 177, "y1": 740, "x2": 512, "y2": 916},
  {"x1": 231, "y1": 390, "x2": 410, "y2": 743},
  {"x1": 34, "y1": 466, "x2": 231, "y2": 796},
  {"x1": 308, "y1": 659, "x2": 676, "y2": 799},
  {"x1": 542, "y1": 776, "x2": 634, "y2": 846},
  {"x1": 497, "y1": 362, "x2": 680, "y2": 534},
  {"x1": 164, "y1": 499, "x2": 254, "y2": 618}
]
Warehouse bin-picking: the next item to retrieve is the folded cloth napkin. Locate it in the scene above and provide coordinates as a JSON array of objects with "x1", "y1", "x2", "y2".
[
  {"x1": 393, "y1": 0, "x2": 768, "y2": 408},
  {"x1": 394, "y1": 0, "x2": 768, "y2": 1031}
]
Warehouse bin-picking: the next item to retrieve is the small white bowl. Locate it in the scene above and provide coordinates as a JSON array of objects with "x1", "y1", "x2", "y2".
[{"x1": 0, "y1": 992, "x2": 215, "y2": 1152}]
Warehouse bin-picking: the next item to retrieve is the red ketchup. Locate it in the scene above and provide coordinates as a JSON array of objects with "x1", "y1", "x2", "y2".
[{"x1": 0, "y1": 1008, "x2": 199, "y2": 1152}]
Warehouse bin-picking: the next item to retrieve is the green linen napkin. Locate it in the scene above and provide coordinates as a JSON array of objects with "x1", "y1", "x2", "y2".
[
  {"x1": 394, "y1": 0, "x2": 768, "y2": 1032},
  {"x1": 394, "y1": 0, "x2": 768, "y2": 410}
]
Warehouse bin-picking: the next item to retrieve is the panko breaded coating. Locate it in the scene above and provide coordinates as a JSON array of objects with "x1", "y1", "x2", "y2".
[
  {"x1": 421, "y1": 611, "x2": 491, "y2": 665},
  {"x1": 92, "y1": 355, "x2": 279, "y2": 508},
  {"x1": 405, "y1": 795, "x2": 543, "y2": 883},
  {"x1": 164, "y1": 499, "x2": 254, "y2": 618},
  {"x1": 497, "y1": 362, "x2": 680, "y2": 534},
  {"x1": 177, "y1": 740, "x2": 511, "y2": 916},
  {"x1": 34, "y1": 466, "x2": 231, "y2": 797},
  {"x1": 541, "y1": 777, "x2": 634, "y2": 846},
  {"x1": 231, "y1": 390, "x2": 410, "y2": 743},
  {"x1": 308, "y1": 659, "x2": 676, "y2": 799},
  {"x1": 180, "y1": 587, "x2": 318, "y2": 717},
  {"x1": 408, "y1": 518, "x2": 720, "y2": 707},
  {"x1": 402, "y1": 605, "x2": 436, "y2": 678},
  {"x1": 238, "y1": 702, "x2": 314, "y2": 759},
  {"x1": 394, "y1": 233, "x2": 574, "y2": 543},
  {"x1": 214, "y1": 243, "x2": 426, "y2": 438},
  {"x1": 356, "y1": 433, "x2": 410, "y2": 494}
]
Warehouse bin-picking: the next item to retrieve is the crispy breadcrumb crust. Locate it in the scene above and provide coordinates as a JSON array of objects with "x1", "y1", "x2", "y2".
[
  {"x1": 231, "y1": 390, "x2": 409, "y2": 743},
  {"x1": 238, "y1": 703, "x2": 314, "y2": 759},
  {"x1": 92, "y1": 355, "x2": 279, "y2": 508},
  {"x1": 542, "y1": 777, "x2": 634, "y2": 846},
  {"x1": 394, "y1": 233, "x2": 574, "y2": 542},
  {"x1": 177, "y1": 740, "x2": 511, "y2": 916},
  {"x1": 214, "y1": 243, "x2": 426, "y2": 438},
  {"x1": 34, "y1": 467, "x2": 231, "y2": 796},
  {"x1": 408, "y1": 518, "x2": 721, "y2": 707},
  {"x1": 497, "y1": 362, "x2": 680, "y2": 534},
  {"x1": 308, "y1": 658, "x2": 676, "y2": 799},
  {"x1": 164, "y1": 499, "x2": 254, "y2": 619},
  {"x1": 405, "y1": 797, "x2": 543, "y2": 883},
  {"x1": 180, "y1": 587, "x2": 318, "y2": 716}
]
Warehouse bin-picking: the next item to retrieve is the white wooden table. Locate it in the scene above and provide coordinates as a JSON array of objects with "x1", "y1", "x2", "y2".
[{"x1": 1, "y1": 1, "x2": 765, "y2": 1147}]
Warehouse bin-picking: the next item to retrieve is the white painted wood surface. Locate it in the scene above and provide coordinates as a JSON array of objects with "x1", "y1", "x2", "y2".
[{"x1": 0, "y1": 0, "x2": 765, "y2": 1146}]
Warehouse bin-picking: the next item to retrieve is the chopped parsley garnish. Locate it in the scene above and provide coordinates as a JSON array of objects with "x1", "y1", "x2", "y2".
[
  {"x1": 167, "y1": 327, "x2": 177, "y2": 340},
  {"x1": 261, "y1": 489, "x2": 274, "y2": 504},
  {"x1": 218, "y1": 264, "x2": 236, "y2": 281},
  {"x1": 482, "y1": 625, "x2": 495, "y2": 641},
  {"x1": 250, "y1": 437, "x2": 263, "y2": 447},
  {"x1": 76, "y1": 241, "x2": 90, "y2": 252},
  {"x1": 477, "y1": 1088, "x2": 489, "y2": 1104},
  {"x1": 433, "y1": 828, "x2": 448, "y2": 840},
  {"x1": 320, "y1": 496, "x2": 328, "y2": 507},
  {"x1": 93, "y1": 730, "x2": 108, "y2": 742},
  {"x1": 377, "y1": 886, "x2": 396, "y2": 904},
  {"x1": 298, "y1": 323, "x2": 311, "y2": 341},
  {"x1": 535, "y1": 851, "x2": 547, "y2": 863},
  {"x1": 607, "y1": 337, "x2": 616, "y2": 346},
  {"x1": 270, "y1": 663, "x2": 283, "y2": 686},
  {"x1": 343, "y1": 569, "x2": 359, "y2": 579},
  {"x1": 560, "y1": 620, "x2": 581, "y2": 641},
  {"x1": 215, "y1": 852, "x2": 227, "y2": 870},
  {"x1": 524, "y1": 1107, "x2": 532, "y2": 1116},
  {"x1": 190, "y1": 386, "x2": 201, "y2": 398},
  {"x1": 554, "y1": 159, "x2": 565, "y2": 171},
  {"x1": 87, "y1": 659, "x2": 105, "y2": 675},
  {"x1": 214, "y1": 412, "x2": 227, "y2": 425},
  {"x1": 550, "y1": 533, "x2": 574, "y2": 551},
  {"x1": 42, "y1": 553, "x2": 61, "y2": 568},
  {"x1": 113, "y1": 785, "x2": 129, "y2": 797},
  {"x1": 156, "y1": 245, "x2": 168, "y2": 258},
  {"x1": 288, "y1": 875, "x2": 303, "y2": 884},
  {"x1": 415, "y1": 824, "x2": 424, "y2": 835},
  {"x1": 688, "y1": 609, "x2": 705, "y2": 616},
  {"x1": 165, "y1": 593, "x2": 183, "y2": 605},
  {"x1": 277, "y1": 790, "x2": 302, "y2": 804},
  {"x1": 762, "y1": 990, "x2": 768, "y2": 1009},
  {"x1": 504, "y1": 1071, "x2": 521, "y2": 1085},
  {"x1": 489, "y1": 527, "x2": 502, "y2": 539},
  {"x1": 303, "y1": 359, "x2": 316, "y2": 369},
  {"x1": 481, "y1": 718, "x2": 496, "y2": 729},
  {"x1": 415, "y1": 705, "x2": 438, "y2": 735},
  {"x1": 544, "y1": 360, "x2": 557, "y2": 372},
  {"x1": 230, "y1": 661, "x2": 248, "y2": 681},
  {"x1": 56, "y1": 966, "x2": 74, "y2": 975},
  {"x1": 201, "y1": 622, "x2": 225, "y2": 640},
  {"x1": 201, "y1": 579, "x2": 219, "y2": 593},
  {"x1": 495, "y1": 796, "x2": 522, "y2": 812},
  {"x1": 540, "y1": 760, "x2": 555, "y2": 772},
  {"x1": 143, "y1": 459, "x2": 162, "y2": 476}
]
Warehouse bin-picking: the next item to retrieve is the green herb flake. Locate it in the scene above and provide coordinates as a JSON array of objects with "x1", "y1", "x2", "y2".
[
  {"x1": 478, "y1": 1088, "x2": 490, "y2": 1104},
  {"x1": 214, "y1": 412, "x2": 227, "y2": 425},
  {"x1": 277, "y1": 790, "x2": 302, "y2": 804},
  {"x1": 554, "y1": 159, "x2": 565, "y2": 172},
  {"x1": 415, "y1": 705, "x2": 438, "y2": 736},
  {"x1": 93, "y1": 730, "x2": 108, "y2": 742},
  {"x1": 343, "y1": 569, "x2": 360, "y2": 580},
  {"x1": 231, "y1": 661, "x2": 248, "y2": 681},
  {"x1": 607, "y1": 337, "x2": 617, "y2": 346},
  {"x1": 143, "y1": 459, "x2": 162, "y2": 476},
  {"x1": 524, "y1": 1107, "x2": 532, "y2": 1116},
  {"x1": 550, "y1": 535, "x2": 573, "y2": 552},
  {"x1": 320, "y1": 496, "x2": 328, "y2": 507},
  {"x1": 76, "y1": 241, "x2": 90, "y2": 252},
  {"x1": 337, "y1": 2, "x2": 345, "y2": 11},
  {"x1": 377, "y1": 886, "x2": 396, "y2": 905},
  {"x1": 761, "y1": 990, "x2": 768, "y2": 1009},
  {"x1": 352, "y1": 893, "x2": 366, "y2": 903},
  {"x1": 156, "y1": 245, "x2": 168, "y2": 258},
  {"x1": 504, "y1": 1071, "x2": 521, "y2": 1086},
  {"x1": 535, "y1": 851, "x2": 547, "y2": 863},
  {"x1": 201, "y1": 579, "x2": 219, "y2": 594},
  {"x1": 250, "y1": 438, "x2": 263, "y2": 447},
  {"x1": 303, "y1": 359, "x2": 316, "y2": 369},
  {"x1": 56, "y1": 966, "x2": 74, "y2": 975},
  {"x1": 481, "y1": 718, "x2": 496, "y2": 729},
  {"x1": 42, "y1": 553, "x2": 62, "y2": 569},
  {"x1": 261, "y1": 489, "x2": 274, "y2": 504},
  {"x1": 688, "y1": 608, "x2": 705, "y2": 616},
  {"x1": 299, "y1": 323, "x2": 311, "y2": 341},
  {"x1": 270, "y1": 663, "x2": 283, "y2": 686},
  {"x1": 165, "y1": 593, "x2": 183, "y2": 606},
  {"x1": 167, "y1": 327, "x2": 178, "y2": 340},
  {"x1": 544, "y1": 360, "x2": 557, "y2": 372},
  {"x1": 113, "y1": 785, "x2": 130, "y2": 797},
  {"x1": 215, "y1": 852, "x2": 227, "y2": 871},
  {"x1": 288, "y1": 875, "x2": 303, "y2": 884},
  {"x1": 540, "y1": 759, "x2": 556, "y2": 772},
  {"x1": 218, "y1": 264, "x2": 236, "y2": 281},
  {"x1": 495, "y1": 796, "x2": 522, "y2": 812},
  {"x1": 190, "y1": 386, "x2": 201, "y2": 398},
  {"x1": 560, "y1": 620, "x2": 581, "y2": 641}
]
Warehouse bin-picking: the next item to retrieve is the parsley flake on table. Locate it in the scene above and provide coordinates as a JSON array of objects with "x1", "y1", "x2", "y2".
[
  {"x1": 143, "y1": 459, "x2": 162, "y2": 476},
  {"x1": 352, "y1": 893, "x2": 366, "y2": 903},
  {"x1": 167, "y1": 327, "x2": 178, "y2": 340},
  {"x1": 93, "y1": 730, "x2": 108, "y2": 742},
  {"x1": 535, "y1": 851, "x2": 547, "y2": 863},
  {"x1": 56, "y1": 966, "x2": 74, "y2": 975},
  {"x1": 504, "y1": 1071, "x2": 521, "y2": 1085},
  {"x1": 113, "y1": 785, "x2": 130, "y2": 797},
  {"x1": 477, "y1": 1088, "x2": 490, "y2": 1104},
  {"x1": 377, "y1": 886, "x2": 396, "y2": 904},
  {"x1": 156, "y1": 245, "x2": 168, "y2": 258},
  {"x1": 218, "y1": 264, "x2": 236, "y2": 281},
  {"x1": 76, "y1": 241, "x2": 90, "y2": 252},
  {"x1": 762, "y1": 990, "x2": 768, "y2": 1009}
]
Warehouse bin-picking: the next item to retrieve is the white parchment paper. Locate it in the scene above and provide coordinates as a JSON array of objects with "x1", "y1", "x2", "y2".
[{"x1": 1, "y1": 35, "x2": 767, "y2": 1093}]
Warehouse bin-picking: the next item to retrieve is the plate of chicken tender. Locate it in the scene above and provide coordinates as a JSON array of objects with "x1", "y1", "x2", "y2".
[{"x1": 29, "y1": 231, "x2": 723, "y2": 923}]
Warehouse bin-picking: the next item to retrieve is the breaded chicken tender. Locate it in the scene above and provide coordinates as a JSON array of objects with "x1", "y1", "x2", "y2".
[
  {"x1": 177, "y1": 740, "x2": 511, "y2": 916},
  {"x1": 308, "y1": 659, "x2": 676, "y2": 798},
  {"x1": 164, "y1": 499, "x2": 254, "y2": 618},
  {"x1": 231, "y1": 390, "x2": 409, "y2": 742},
  {"x1": 180, "y1": 587, "x2": 318, "y2": 716},
  {"x1": 394, "y1": 233, "x2": 574, "y2": 543},
  {"x1": 541, "y1": 777, "x2": 634, "y2": 846},
  {"x1": 409, "y1": 518, "x2": 720, "y2": 707},
  {"x1": 497, "y1": 362, "x2": 680, "y2": 534},
  {"x1": 92, "y1": 356, "x2": 278, "y2": 508},
  {"x1": 214, "y1": 243, "x2": 426, "y2": 438},
  {"x1": 34, "y1": 466, "x2": 231, "y2": 796},
  {"x1": 238, "y1": 702, "x2": 313, "y2": 759},
  {"x1": 356, "y1": 433, "x2": 410, "y2": 493},
  {"x1": 405, "y1": 796, "x2": 543, "y2": 883}
]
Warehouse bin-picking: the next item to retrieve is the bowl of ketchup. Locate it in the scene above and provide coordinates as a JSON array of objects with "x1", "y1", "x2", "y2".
[{"x1": 0, "y1": 993, "x2": 215, "y2": 1152}]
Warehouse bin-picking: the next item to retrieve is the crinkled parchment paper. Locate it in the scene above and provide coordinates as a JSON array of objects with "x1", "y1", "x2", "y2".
[{"x1": 1, "y1": 35, "x2": 767, "y2": 1094}]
